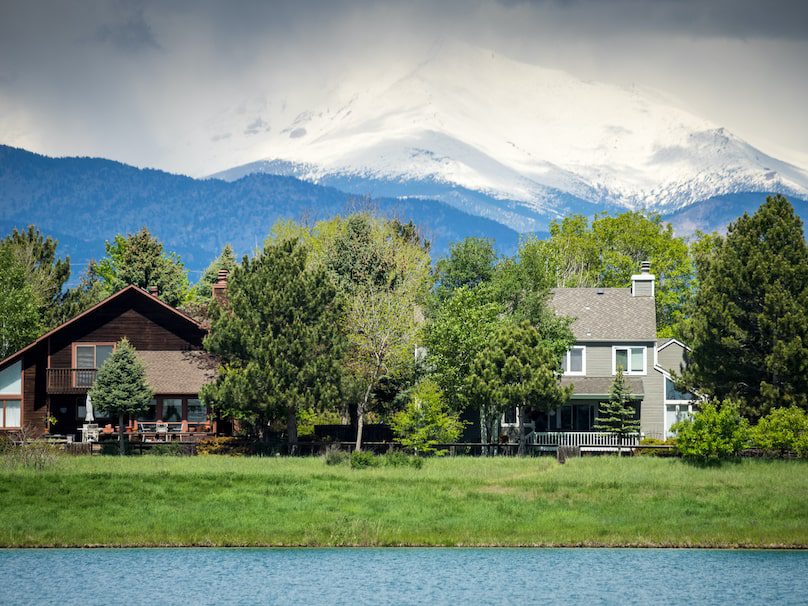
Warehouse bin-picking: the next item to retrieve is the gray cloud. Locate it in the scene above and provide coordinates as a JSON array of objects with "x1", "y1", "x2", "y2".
[{"x1": 0, "y1": 0, "x2": 806, "y2": 175}]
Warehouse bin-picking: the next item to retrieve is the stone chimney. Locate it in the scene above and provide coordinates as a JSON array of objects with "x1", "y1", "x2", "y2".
[
  {"x1": 631, "y1": 261, "x2": 655, "y2": 297},
  {"x1": 212, "y1": 269, "x2": 229, "y2": 304}
]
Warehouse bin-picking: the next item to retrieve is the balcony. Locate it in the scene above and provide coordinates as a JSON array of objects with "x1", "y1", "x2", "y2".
[
  {"x1": 47, "y1": 368, "x2": 97, "y2": 393},
  {"x1": 528, "y1": 431, "x2": 640, "y2": 449}
]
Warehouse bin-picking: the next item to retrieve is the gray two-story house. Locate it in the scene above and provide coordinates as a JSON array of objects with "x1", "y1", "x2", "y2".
[{"x1": 502, "y1": 262, "x2": 696, "y2": 446}]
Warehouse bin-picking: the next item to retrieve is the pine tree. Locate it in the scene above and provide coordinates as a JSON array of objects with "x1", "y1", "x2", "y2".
[
  {"x1": 194, "y1": 244, "x2": 237, "y2": 300},
  {"x1": 202, "y1": 238, "x2": 346, "y2": 451},
  {"x1": 88, "y1": 338, "x2": 153, "y2": 455},
  {"x1": 594, "y1": 368, "x2": 640, "y2": 455},
  {"x1": 466, "y1": 321, "x2": 571, "y2": 455},
  {"x1": 683, "y1": 195, "x2": 808, "y2": 419}
]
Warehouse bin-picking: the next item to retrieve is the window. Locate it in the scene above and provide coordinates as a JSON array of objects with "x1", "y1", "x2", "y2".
[
  {"x1": 163, "y1": 399, "x2": 183, "y2": 422},
  {"x1": 137, "y1": 399, "x2": 158, "y2": 422},
  {"x1": 0, "y1": 361, "x2": 22, "y2": 395},
  {"x1": 612, "y1": 346, "x2": 646, "y2": 375},
  {"x1": 1, "y1": 400, "x2": 21, "y2": 428},
  {"x1": 561, "y1": 346, "x2": 586, "y2": 376},
  {"x1": 74, "y1": 344, "x2": 115, "y2": 387},
  {"x1": 665, "y1": 404, "x2": 695, "y2": 438},
  {"x1": 187, "y1": 399, "x2": 206, "y2": 423},
  {"x1": 665, "y1": 377, "x2": 695, "y2": 402}
]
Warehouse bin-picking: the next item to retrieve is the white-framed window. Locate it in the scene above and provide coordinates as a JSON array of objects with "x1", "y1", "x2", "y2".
[
  {"x1": 664, "y1": 376, "x2": 697, "y2": 438},
  {"x1": 612, "y1": 346, "x2": 646, "y2": 375},
  {"x1": 561, "y1": 346, "x2": 586, "y2": 376},
  {"x1": 501, "y1": 406, "x2": 534, "y2": 429},
  {"x1": 0, "y1": 400, "x2": 21, "y2": 428}
]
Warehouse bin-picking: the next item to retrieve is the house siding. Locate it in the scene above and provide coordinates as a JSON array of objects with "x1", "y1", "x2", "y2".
[
  {"x1": 573, "y1": 341, "x2": 665, "y2": 439},
  {"x1": 657, "y1": 342, "x2": 687, "y2": 374}
]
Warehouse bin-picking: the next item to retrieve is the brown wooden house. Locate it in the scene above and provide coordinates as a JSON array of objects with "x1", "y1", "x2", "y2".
[{"x1": 0, "y1": 285, "x2": 217, "y2": 438}]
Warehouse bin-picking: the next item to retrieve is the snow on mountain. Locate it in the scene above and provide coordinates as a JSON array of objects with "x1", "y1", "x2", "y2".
[{"x1": 209, "y1": 42, "x2": 808, "y2": 229}]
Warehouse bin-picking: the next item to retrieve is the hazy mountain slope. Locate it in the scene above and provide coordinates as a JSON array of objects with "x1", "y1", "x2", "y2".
[
  {"x1": 210, "y1": 43, "x2": 808, "y2": 230},
  {"x1": 0, "y1": 145, "x2": 520, "y2": 273}
]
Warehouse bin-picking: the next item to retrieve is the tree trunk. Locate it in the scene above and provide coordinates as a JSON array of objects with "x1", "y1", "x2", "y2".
[
  {"x1": 480, "y1": 406, "x2": 489, "y2": 456},
  {"x1": 287, "y1": 407, "x2": 298, "y2": 455},
  {"x1": 355, "y1": 375, "x2": 376, "y2": 452},
  {"x1": 118, "y1": 411, "x2": 125, "y2": 456}
]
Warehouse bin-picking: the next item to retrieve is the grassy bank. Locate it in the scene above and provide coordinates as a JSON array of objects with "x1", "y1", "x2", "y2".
[{"x1": 0, "y1": 456, "x2": 806, "y2": 547}]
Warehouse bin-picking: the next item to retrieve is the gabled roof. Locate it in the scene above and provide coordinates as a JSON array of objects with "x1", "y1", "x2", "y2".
[
  {"x1": 550, "y1": 287, "x2": 656, "y2": 341},
  {"x1": 0, "y1": 285, "x2": 204, "y2": 369}
]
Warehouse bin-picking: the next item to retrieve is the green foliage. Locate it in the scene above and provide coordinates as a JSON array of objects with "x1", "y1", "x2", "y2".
[
  {"x1": 433, "y1": 237, "x2": 497, "y2": 302},
  {"x1": 350, "y1": 450, "x2": 381, "y2": 468},
  {"x1": 0, "y1": 244, "x2": 41, "y2": 358},
  {"x1": 89, "y1": 338, "x2": 153, "y2": 455},
  {"x1": 2, "y1": 226, "x2": 71, "y2": 329},
  {"x1": 88, "y1": 338, "x2": 153, "y2": 417},
  {"x1": 383, "y1": 451, "x2": 424, "y2": 468},
  {"x1": 148, "y1": 442, "x2": 191, "y2": 456},
  {"x1": 193, "y1": 244, "x2": 237, "y2": 300},
  {"x1": 202, "y1": 238, "x2": 346, "y2": 445},
  {"x1": 323, "y1": 446, "x2": 351, "y2": 466},
  {"x1": 594, "y1": 369, "x2": 641, "y2": 446},
  {"x1": 466, "y1": 321, "x2": 571, "y2": 451},
  {"x1": 683, "y1": 195, "x2": 808, "y2": 419},
  {"x1": 751, "y1": 406, "x2": 808, "y2": 458},
  {"x1": 538, "y1": 212, "x2": 692, "y2": 337},
  {"x1": 673, "y1": 401, "x2": 750, "y2": 463},
  {"x1": 425, "y1": 286, "x2": 504, "y2": 412},
  {"x1": 391, "y1": 379, "x2": 464, "y2": 455},
  {"x1": 89, "y1": 227, "x2": 191, "y2": 306},
  {"x1": 196, "y1": 436, "x2": 251, "y2": 456}
]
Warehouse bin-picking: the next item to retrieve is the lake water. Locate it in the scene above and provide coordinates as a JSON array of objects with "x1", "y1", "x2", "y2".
[{"x1": 0, "y1": 548, "x2": 806, "y2": 605}]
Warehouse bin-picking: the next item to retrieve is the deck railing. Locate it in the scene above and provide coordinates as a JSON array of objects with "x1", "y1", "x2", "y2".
[
  {"x1": 529, "y1": 431, "x2": 640, "y2": 447},
  {"x1": 47, "y1": 368, "x2": 97, "y2": 393}
]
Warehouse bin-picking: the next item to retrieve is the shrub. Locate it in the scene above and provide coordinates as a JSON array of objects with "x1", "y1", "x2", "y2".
[
  {"x1": 751, "y1": 406, "x2": 808, "y2": 458},
  {"x1": 672, "y1": 400, "x2": 749, "y2": 463},
  {"x1": 390, "y1": 379, "x2": 464, "y2": 455},
  {"x1": 1, "y1": 429, "x2": 62, "y2": 470},
  {"x1": 323, "y1": 445, "x2": 350, "y2": 466},
  {"x1": 196, "y1": 436, "x2": 251, "y2": 456},
  {"x1": 148, "y1": 442, "x2": 191, "y2": 456},
  {"x1": 383, "y1": 451, "x2": 423, "y2": 469},
  {"x1": 350, "y1": 450, "x2": 381, "y2": 469},
  {"x1": 100, "y1": 440, "x2": 135, "y2": 456}
]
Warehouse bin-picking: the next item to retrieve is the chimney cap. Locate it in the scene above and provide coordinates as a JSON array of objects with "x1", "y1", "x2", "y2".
[
  {"x1": 217, "y1": 269, "x2": 229, "y2": 281},
  {"x1": 640, "y1": 260, "x2": 651, "y2": 273},
  {"x1": 147, "y1": 285, "x2": 158, "y2": 296}
]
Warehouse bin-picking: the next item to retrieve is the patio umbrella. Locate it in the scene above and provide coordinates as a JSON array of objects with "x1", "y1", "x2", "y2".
[{"x1": 85, "y1": 393, "x2": 95, "y2": 423}]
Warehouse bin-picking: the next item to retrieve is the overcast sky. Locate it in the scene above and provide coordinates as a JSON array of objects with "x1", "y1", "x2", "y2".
[{"x1": 1, "y1": 0, "x2": 806, "y2": 176}]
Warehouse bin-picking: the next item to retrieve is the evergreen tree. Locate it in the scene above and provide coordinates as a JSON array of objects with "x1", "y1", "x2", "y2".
[
  {"x1": 594, "y1": 368, "x2": 640, "y2": 455},
  {"x1": 202, "y1": 238, "x2": 346, "y2": 450},
  {"x1": 683, "y1": 195, "x2": 808, "y2": 419},
  {"x1": 2, "y1": 226, "x2": 71, "y2": 329},
  {"x1": 89, "y1": 227, "x2": 190, "y2": 306},
  {"x1": 194, "y1": 244, "x2": 237, "y2": 300},
  {"x1": 390, "y1": 379, "x2": 464, "y2": 455},
  {"x1": 466, "y1": 321, "x2": 571, "y2": 455},
  {"x1": 0, "y1": 244, "x2": 41, "y2": 358},
  {"x1": 88, "y1": 338, "x2": 153, "y2": 456}
]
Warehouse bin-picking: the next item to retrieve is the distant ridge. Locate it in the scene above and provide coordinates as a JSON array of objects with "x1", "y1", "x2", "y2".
[{"x1": 0, "y1": 145, "x2": 521, "y2": 274}]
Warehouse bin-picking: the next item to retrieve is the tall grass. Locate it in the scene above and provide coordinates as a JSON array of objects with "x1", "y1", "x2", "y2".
[{"x1": 0, "y1": 456, "x2": 805, "y2": 547}]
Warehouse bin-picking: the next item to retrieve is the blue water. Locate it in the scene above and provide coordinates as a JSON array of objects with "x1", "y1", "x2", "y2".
[{"x1": 0, "y1": 548, "x2": 806, "y2": 605}]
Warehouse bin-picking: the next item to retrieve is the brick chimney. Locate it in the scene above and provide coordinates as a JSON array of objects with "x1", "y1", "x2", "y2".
[
  {"x1": 147, "y1": 285, "x2": 158, "y2": 297},
  {"x1": 212, "y1": 269, "x2": 229, "y2": 303},
  {"x1": 631, "y1": 261, "x2": 655, "y2": 297}
]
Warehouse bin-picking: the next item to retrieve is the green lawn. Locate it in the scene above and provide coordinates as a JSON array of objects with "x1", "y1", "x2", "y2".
[{"x1": 0, "y1": 455, "x2": 806, "y2": 547}]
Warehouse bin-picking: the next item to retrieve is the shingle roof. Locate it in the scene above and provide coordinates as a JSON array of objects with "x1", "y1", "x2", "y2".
[
  {"x1": 550, "y1": 288, "x2": 656, "y2": 341},
  {"x1": 136, "y1": 350, "x2": 216, "y2": 395},
  {"x1": 561, "y1": 376, "x2": 644, "y2": 398}
]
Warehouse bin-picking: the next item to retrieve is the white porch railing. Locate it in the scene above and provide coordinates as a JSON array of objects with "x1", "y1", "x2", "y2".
[{"x1": 528, "y1": 431, "x2": 640, "y2": 447}]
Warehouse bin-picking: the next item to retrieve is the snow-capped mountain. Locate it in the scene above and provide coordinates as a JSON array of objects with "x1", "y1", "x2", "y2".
[{"x1": 210, "y1": 42, "x2": 808, "y2": 232}]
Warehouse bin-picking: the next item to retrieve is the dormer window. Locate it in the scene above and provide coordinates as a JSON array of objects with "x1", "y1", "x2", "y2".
[
  {"x1": 612, "y1": 346, "x2": 646, "y2": 375},
  {"x1": 561, "y1": 346, "x2": 586, "y2": 376}
]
